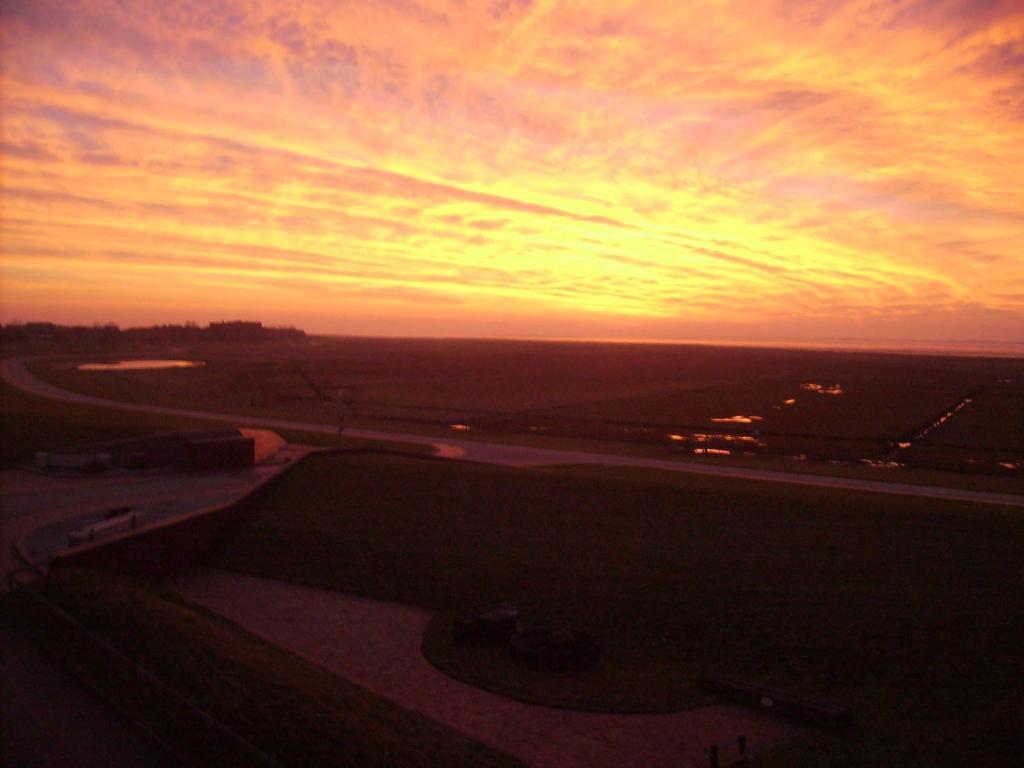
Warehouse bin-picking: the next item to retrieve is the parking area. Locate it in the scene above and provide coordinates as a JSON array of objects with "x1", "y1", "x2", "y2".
[{"x1": 1, "y1": 441, "x2": 310, "y2": 587}]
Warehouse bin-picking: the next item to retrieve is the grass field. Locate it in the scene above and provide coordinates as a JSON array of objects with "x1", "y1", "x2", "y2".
[
  {"x1": 0, "y1": 377, "x2": 432, "y2": 467},
  {"x1": 8, "y1": 568, "x2": 521, "y2": 767},
  {"x1": 24, "y1": 336, "x2": 1024, "y2": 473},
  {"x1": 211, "y1": 452, "x2": 1024, "y2": 767},
  {"x1": 0, "y1": 379, "x2": 216, "y2": 465}
]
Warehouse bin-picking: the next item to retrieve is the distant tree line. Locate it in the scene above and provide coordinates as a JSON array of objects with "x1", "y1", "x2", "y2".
[{"x1": 0, "y1": 320, "x2": 306, "y2": 343}]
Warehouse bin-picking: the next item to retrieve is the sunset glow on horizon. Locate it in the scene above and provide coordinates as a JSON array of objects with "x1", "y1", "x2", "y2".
[{"x1": 2, "y1": 1, "x2": 1023, "y2": 346}]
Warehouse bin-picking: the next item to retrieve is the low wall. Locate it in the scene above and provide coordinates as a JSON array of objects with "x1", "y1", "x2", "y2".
[
  {"x1": 46, "y1": 446, "x2": 447, "y2": 579},
  {"x1": 47, "y1": 449, "x2": 318, "y2": 578},
  {"x1": 49, "y1": 498, "x2": 250, "y2": 578}
]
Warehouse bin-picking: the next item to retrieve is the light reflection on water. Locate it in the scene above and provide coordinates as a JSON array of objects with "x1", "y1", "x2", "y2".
[
  {"x1": 860, "y1": 458, "x2": 905, "y2": 469},
  {"x1": 78, "y1": 359, "x2": 204, "y2": 371},
  {"x1": 801, "y1": 382, "x2": 843, "y2": 395},
  {"x1": 692, "y1": 433, "x2": 766, "y2": 446},
  {"x1": 669, "y1": 432, "x2": 769, "y2": 450},
  {"x1": 913, "y1": 397, "x2": 973, "y2": 441}
]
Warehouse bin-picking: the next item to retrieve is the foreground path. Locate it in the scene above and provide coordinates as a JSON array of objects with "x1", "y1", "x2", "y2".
[
  {"x1": 166, "y1": 568, "x2": 795, "y2": 768},
  {"x1": 5, "y1": 358, "x2": 1024, "y2": 507}
]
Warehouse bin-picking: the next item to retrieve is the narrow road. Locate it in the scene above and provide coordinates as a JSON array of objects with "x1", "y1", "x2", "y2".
[{"x1": 4, "y1": 358, "x2": 1024, "y2": 508}]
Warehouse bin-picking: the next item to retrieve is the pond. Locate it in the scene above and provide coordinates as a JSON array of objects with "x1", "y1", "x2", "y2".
[{"x1": 77, "y1": 359, "x2": 205, "y2": 371}]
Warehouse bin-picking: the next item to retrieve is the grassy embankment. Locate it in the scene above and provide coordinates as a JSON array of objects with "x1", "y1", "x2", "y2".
[
  {"x1": 212, "y1": 452, "x2": 1024, "y2": 767},
  {"x1": 8, "y1": 568, "x2": 521, "y2": 767},
  {"x1": 0, "y1": 379, "x2": 431, "y2": 467}
]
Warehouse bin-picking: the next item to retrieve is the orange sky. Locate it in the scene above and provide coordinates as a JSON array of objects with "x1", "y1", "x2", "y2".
[{"x1": 2, "y1": 0, "x2": 1023, "y2": 345}]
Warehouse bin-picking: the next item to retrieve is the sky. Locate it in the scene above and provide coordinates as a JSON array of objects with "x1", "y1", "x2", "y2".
[{"x1": 2, "y1": 0, "x2": 1023, "y2": 346}]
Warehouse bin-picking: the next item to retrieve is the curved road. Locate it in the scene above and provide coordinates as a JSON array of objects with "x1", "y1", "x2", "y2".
[{"x1": 4, "y1": 358, "x2": 1024, "y2": 508}]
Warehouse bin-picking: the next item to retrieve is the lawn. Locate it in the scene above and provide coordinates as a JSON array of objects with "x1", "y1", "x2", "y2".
[
  {"x1": 25, "y1": 337, "x2": 1024, "y2": 470},
  {"x1": 0, "y1": 379, "x2": 215, "y2": 465},
  {"x1": 8, "y1": 568, "x2": 521, "y2": 767},
  {"x1": 211, "y1": 452, "x2": 1024, "y2": 767},
  {"x1": 0, "y1": 378, "x2": 431, "y2": 467}
]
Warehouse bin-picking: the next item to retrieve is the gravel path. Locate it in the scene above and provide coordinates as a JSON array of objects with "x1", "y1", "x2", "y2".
[{"x1": 166, "y1": 568, "x2": 797, "y2": 768}]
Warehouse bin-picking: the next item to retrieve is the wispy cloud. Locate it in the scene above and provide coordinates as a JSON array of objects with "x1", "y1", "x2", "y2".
[{"x1": 1, "y1": 0, "x2": 1022, "y2": 341}]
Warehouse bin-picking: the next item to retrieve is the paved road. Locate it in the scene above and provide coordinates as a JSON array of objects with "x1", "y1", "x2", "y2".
[
  {"x1": 4, "y1": 358, "x2": 1024, "y2": 508},
  {"x1": 0, "y1": 445, "x2": 314, "y2": 587}
]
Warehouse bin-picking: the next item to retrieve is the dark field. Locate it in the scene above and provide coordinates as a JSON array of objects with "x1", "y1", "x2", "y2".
[
  {"x1": 27, "y1": 336, "x2": 1024, "y2": 475},
  {"x1": 0, "y1": 378, "x2": 429, "y2": 467},
  {"x1": 213, "y1": 452, "x2": 1024, "y2": 767},
  {"x1": 919, "y1": 387, "x2": 1024, "y2": 452}
]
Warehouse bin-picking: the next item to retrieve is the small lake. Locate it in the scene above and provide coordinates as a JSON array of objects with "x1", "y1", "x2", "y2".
[{"x1": 77, "y1": 359, "x2": 205, "y2": 371}]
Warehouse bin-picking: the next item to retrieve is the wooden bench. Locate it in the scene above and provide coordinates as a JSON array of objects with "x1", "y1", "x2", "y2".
[
  {"x1": 699, "y1": 674, "x2": 852, "y2": 727},
  {"x1": 67, "y1": 511, "x2": 141, "y2": 547}
]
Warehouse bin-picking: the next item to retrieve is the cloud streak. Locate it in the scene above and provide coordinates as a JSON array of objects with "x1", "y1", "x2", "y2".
[{"x1": 1, "y1": 0, "x2": 1023, "y2": 342}]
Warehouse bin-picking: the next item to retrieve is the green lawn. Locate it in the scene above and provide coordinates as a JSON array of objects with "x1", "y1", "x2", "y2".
[
  {"x1": 8, "y1": 568, "x2": 521, "y2": 768},
  {"x1": 212, "y1": 453, "x2": 1024, "y2": 767}
]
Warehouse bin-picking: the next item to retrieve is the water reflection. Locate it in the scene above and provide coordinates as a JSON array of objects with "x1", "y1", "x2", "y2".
[
  {"x1": 801, "y1": 382, "x2": 843, "y2": 395},
  {"x1": 692, "y1": 433, "x2": 767, "y2": 446},
  {"x1": 860, "y1": 459, "x2": 905, "y2": 469},
  {"x1": 912, "y1": 397, "x2": 973, "y2": 441},
  {"x1": 78, "y1": 359, "x2": 204, "y2": 371},
  {"x1": 669, "y1": 431, "x2": 768, "y2": 451},
  {"x1": 710, "y1": 415, "x2": 763, "y2": 423}
]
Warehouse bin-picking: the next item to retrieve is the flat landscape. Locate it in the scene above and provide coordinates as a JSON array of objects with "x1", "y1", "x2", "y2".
[
  {"x1": 7, "y1": 3, "x2": 1024, "y2": 765},
  {"x1": 24, "y1": 336, "x2": 1024, "y2": 476},
  {"x1": 3, "y1": 337, "x2": 1023, "y2": 767}
]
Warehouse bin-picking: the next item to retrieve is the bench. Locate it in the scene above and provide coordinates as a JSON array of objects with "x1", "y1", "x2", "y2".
[
  {"x1": 699, "y1": 674, "x2": 852, "y2": 727},
  {"x1": 67, "y1": 511, "x2": 142, "y2": 547},
  {"x1": 707, "y1": 735, "x2": 749, "y2": 767}
]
